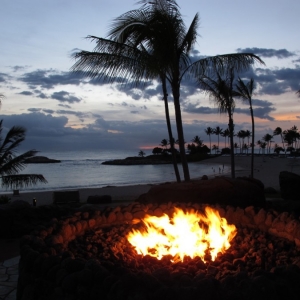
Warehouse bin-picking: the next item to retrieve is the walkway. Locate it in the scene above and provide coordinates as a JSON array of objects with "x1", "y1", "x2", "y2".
[{"x1": 0, "y1": 256, "x2": 19, "y2": 300}]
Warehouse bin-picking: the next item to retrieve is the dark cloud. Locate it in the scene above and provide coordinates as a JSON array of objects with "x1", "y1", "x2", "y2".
[
  {"x1": 27, "y1": 108, "x2": 41, "y2": 112},
  {"x1": 237, "y1": 47, "x2": 295, "y2": 59},
  {"x1": 19, "y1": 91, "x2": 33, "y2": 96},
  {"x1": 183, "y1": 97, "x2": 275, "y2": 120},
  {"x1": 42, "y1": 109, "x2": 55, "y2": 114},
  {"x1": 0, "y1": 111, "x2": 275, "y2": 152},
  {"x1": 254, "y1": 66, "x2": 300, "y2": 95},
  {"x1": 11, "y1": 66, "x2": 30, "y2": 72},
  {"x1": 50, "y1": 91, "x2": 81, "y2": 103},
  {"x1": 184, "y1": 104, "x2": 219, "y2": 114},
  {"x1": 20, "y1": 69, "x2": 85, "y2": 89},
  {"x1": 131, "y1": 111, "x2": 139, "y2": 114},
  {"x1": 58, "y1": 103, "x2": 72, "y2": 109}
]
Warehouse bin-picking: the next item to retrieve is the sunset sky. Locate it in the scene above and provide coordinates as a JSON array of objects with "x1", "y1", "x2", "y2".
[{"x1": 1, "y1": 0, "x2": 300, "y2": 153}]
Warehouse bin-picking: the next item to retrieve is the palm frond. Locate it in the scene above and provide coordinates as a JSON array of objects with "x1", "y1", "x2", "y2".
[
  {"x1": 0, "y1": 150, "x2": 39, "y2": 176},
  {"x1": 1, "y1": 174, "x2": 47, "y2": 189},
  {"x1": 235, "y1": 77, "x2": 254, "y2": 101},
  {"x1": 188, "y1": 53, "x2": 265, "y2": 79}
]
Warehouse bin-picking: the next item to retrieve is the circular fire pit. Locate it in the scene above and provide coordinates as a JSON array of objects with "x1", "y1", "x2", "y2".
[{"x1": 17, "y1": 202, "x2": 300, "y2": 300}]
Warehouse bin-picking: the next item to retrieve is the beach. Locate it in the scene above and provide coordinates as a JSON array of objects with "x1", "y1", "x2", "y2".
[{"x1": 7, "y1": 155, "x2": 300, "y2": 207}]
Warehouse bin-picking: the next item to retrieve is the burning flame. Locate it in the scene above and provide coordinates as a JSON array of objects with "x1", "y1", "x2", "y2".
[{"x1": 127, "y1": 207, "x2": 237, "y2": 262}]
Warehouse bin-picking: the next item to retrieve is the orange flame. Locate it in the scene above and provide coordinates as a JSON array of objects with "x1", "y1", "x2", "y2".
[{"x1": 127, "y1": 207, "x2": 237, "y2": 262}]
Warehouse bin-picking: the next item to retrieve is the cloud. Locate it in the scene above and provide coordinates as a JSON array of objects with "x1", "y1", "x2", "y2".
[
  {"x1": 20, "y1": 69, "x2": 85, "y2": 89},
  {"x1": 19, "y1": 91, "x2": 34, "y2": 96},
  {"x1": 237, "y1": 47, "x2": 295, "y2": 59},
  {"x1": 184, "y1": 104, "x2": 219, "y2": 114},
  {"x1": 50, "y1": 91, "x2": 81, "y2": 103}
]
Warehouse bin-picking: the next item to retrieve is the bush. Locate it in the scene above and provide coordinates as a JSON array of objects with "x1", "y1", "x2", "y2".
[{"x1": 0, "y1": 195, "x2": 11, "y2": 204}]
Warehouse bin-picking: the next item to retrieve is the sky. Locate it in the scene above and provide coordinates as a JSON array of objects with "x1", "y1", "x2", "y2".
[{"x1": 1, "y1": 0, "x2": 300, "y2": 154}]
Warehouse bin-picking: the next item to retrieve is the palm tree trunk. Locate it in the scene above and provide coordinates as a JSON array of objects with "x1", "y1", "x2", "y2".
[
  {"x1": 228, "y1": 109, "x2": 235, "y2": 179},
  {"x1": 161, "y1": 77, "x2": 181, "y2": 182},
  {"x1": 172, "y1": 84, "x2": 190, "y2": 181},
  {"x1": 250, "y1": 104, "x2": 255, "y2": 178}
]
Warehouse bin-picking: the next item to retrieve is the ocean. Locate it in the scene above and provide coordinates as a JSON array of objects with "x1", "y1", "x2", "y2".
[{"x1": 0, "y1": 150, "x2": 227, "y2": 193}]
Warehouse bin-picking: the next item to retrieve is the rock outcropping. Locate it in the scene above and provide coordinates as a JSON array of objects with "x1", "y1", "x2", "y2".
[
  {"x1": 24, "y1": 156, "x2": 61, "y2": 163},
  {"x1": 137, "y1": 176, "x2": 266, "y2": 208}
]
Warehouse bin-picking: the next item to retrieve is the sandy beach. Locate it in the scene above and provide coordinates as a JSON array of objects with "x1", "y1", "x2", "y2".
[{"x1": 7, "y1": 155, "x2": 300, "y2": 207}]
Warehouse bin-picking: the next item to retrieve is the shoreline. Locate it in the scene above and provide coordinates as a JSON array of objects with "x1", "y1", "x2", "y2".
[{"x1": 3, "y1": 155, "x2": 299, "y2": 207}]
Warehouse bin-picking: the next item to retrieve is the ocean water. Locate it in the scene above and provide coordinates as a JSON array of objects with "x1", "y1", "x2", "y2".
[{"x1": 0, "y1": 150, "x2": 227, "y2": 193}]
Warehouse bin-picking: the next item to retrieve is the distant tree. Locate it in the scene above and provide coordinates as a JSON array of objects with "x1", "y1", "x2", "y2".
[
  {"x1": 191, "y1": 135, "x2": 203, "y2": 147},
  {"x1": 262, "y1": 133, "x2": 273, "y2": 154},
  {"x1": 212, "y1": 144, "x2": 219, "y2": 155},
  {"x1": 274, "y1": 146, "x2": 284, "y2": 155},
  {"x1": 273, "y1": 127, "x2": 285, "y2": 154},
  {"x1": 221, "y1": 128, "x2": 230, "y2": 149},
  {"x1": 0, "y1": 120, "x2": 47, "y2": 190},
  {"x1": 160, "y1": 139, "x2": 168, "y2": 149},
  {"x1": 204, "y1": 127, "x2": 214, "y2": 154},
  {"x1": 138, "y1": 150, "x2": 146, "y2": 157},
  {"x1": 213, "y1": 126, "x2": 223, "y2": 150},
  {"x1": 152, "y1": 147, "x2": 163, "y2": 155}
]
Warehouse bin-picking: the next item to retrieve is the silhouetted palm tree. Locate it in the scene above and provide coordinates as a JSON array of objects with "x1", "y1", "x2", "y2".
[
  {"x1": 221, "y1": 128, "x2": 230, "y2": 149},
  {"x1": 0, "y1": 120, "x2": 47, "y2": 190},
  {"x1": 204, "y1": 127, "x2": 213, "y2": 155},
  {"x1": 71, "y1": 0, "x2": 264, "y2": 181},
  {"x1": 160, "y1": 139, "x2": 168, "y2": 149},
  {"x1": 262, "y1": 133, "x2": 273, "y2": 154},
  {"x1": 198, "y1": 68, "x2": 237, "y2": 178},
  {"x1": 213, "y1": 127, "x2": 223, "y2": 151},
  {"x1": 191, "y1": 135, "x2": 203, "y2": 147},
  {"x1": 138, "y1": 150, "x2": 146, "y2": 157},
  {"x1": 273, "y1": 127, "x2": 285, "y2": 154},
  {"x1": 235, "y1": 78, "x2": 255, "y2": 175}
]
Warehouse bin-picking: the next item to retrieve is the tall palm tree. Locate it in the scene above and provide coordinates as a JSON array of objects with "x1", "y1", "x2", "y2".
[
  {"x1": 198, "y1": 68, "x2": 237, "y2": 178},
  {"x1": 221, "y1": 128, "x2": 230, "y2": 149},
  {"x1": 273, "y1": 127, "x2": 285, "y2": 154},
  {"x1": 213, "y1": 126, "x2": 223, "y2": 151},
  {"x1": 262, "y1": 133, "x2": 273, "y2": 154},
  {"x1": 236, "y1": 130, "x2": 245, "y2": 154},
  {"x1": 0, "y1": 120, "x2": 47, "y2": 190},
  {"x1": 235, "y1": 78, "x2": 255, "y2": 176},
  {"x1": 204, "y1": 127, "x2": 213, "y2": 155},
  {"x1": 71, "y1": 0, "x2": 264, "y2": 181}
]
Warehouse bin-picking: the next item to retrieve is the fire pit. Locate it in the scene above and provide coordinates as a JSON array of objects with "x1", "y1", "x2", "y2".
[{"x1": 17, "y1": 201, "x2": 300, "y2": 300}]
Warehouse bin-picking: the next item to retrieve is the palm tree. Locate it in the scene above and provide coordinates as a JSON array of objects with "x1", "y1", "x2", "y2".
[
  {"x1": 71, "y1": 0, "x2": 264, "y2": 182},
  {"x1": 198, "y1": 68, "x2": 237, "y2": 178},
  {"x1": 262, "y1": 133, "x2": 273, "y2": 154},
  {"x1": 213, "y1": 126, "x2": 223, "y2": 151},
  {"x1": 138, "y1": 150, "x2": 146, "y2": 157},
  {"x1": 204, "y1": 127, "x2": 214, "y2": 155},
  {"x1": 0, "y1": 120, "x2": 47, "y2": 191},
  {"x1": 236, "y1": 130, "x2": 245, "y2": 154},
  {"x1": 273, "y1": 127, "x2": 286, "y2": 154},
  {"x1": 212, "y1": 144, "x2": 219, "y2": 155},
  {"x1": 235, "y1": 78, "x2": 255, "y2": 174},
  {"x1": 160, "y1": 139, "x2": 168, "y2": 149},
  {"x1": 221, "y1": 128, "x2": 230, "y2": 149},
  {"x1": 191, "y1": 135, "x2": 203, "y2": 147}
]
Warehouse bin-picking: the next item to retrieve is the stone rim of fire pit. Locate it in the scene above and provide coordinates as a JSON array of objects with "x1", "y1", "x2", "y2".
[{"x1": 17, "y1": 201, "x2": 300, "y2": 300}]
